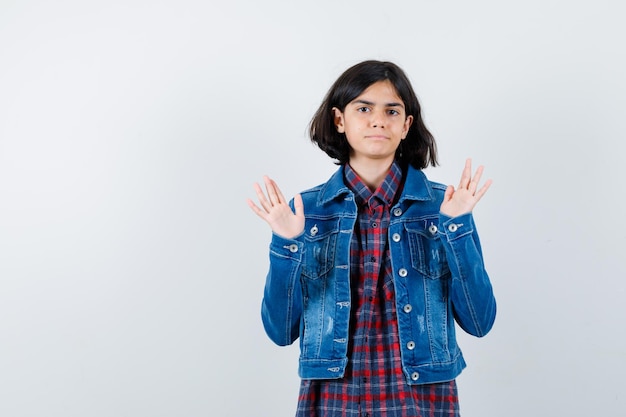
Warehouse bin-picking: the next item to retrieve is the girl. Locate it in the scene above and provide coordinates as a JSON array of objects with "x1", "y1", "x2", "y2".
[{"x1": 247, "y1": 60, "x2": 496, "y2": 417}]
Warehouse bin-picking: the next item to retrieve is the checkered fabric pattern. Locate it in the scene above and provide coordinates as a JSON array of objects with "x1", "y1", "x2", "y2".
[{"x1": 296, "y1": 162, "x2": 460, "y2": 417}]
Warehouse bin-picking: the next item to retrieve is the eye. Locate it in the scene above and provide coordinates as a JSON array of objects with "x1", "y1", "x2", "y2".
[
  {"x1": 357, "y1": 106, "x2": 370, "y2": 113},
  {"x1": 387, "y1": 109, "x2": 400, "y2": 116}
]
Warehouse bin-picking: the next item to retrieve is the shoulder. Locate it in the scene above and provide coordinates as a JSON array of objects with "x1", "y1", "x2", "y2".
[
  {"x1": 299, "y1": 182, "x2": 326, "y2": 202},
  {"x1": 429, "y1": 180, "x2": 448, "y2": 193},
  {"x1": 301, "y1": 182, "x2": 326, "y2": 195},
  {"x1": 404, "y1": 165, "x2": 448, "y2": 201},
  {"x1": 297, "y1": 166, "x2": 350, "y2": 206}
]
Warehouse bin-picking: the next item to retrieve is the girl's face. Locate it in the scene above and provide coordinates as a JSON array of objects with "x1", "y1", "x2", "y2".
[{"x1": 333, "y1": 80, "x2": 413, "y2": 167}]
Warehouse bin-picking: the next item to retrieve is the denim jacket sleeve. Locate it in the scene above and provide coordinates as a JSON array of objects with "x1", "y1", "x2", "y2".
[
  {"x1": 438, "y1": 212, "x2": 496, "y2": 337},
  {"x1": 260, "y1": 232, "x2": 304, "y2": 346}
]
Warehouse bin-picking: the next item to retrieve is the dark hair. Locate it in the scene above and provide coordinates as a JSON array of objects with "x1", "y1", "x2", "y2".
[{"x1": 309, "y1": 60, "x2": 438, "y2": 169}]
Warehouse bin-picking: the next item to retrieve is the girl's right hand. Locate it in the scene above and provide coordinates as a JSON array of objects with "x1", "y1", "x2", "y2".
[{"x1": 247, "y1": 176, "x2": 305, "y2": 239}]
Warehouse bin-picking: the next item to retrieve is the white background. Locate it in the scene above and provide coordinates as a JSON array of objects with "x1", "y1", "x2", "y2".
[{"x1": 1, "y1": 1, "x2": 625, "y2": 416}]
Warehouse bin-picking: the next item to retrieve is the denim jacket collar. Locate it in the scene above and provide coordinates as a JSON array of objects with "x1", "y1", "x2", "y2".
[
  {"x1": 397, "y1": 165, "x2": 436, "y2": 204},
  {"x1": 316, "y1": 163, "x2": 436, "y2": 206}
]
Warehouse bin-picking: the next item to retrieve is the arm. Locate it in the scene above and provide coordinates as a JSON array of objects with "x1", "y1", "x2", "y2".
[
  {"x1": 440, "y1": 212, "x2": 496, "y2": 337},
  {"x1": 248, "y1": 176, "x2": 306, "y2": 345},
  {"x1": 439, "y1": 159, "x2": 496, "y2": 336},
  {"x1": 260, "y1": 233, "x2": 304, "y2": 345}
]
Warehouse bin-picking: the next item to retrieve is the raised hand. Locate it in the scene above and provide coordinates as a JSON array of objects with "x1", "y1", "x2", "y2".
[
  {"x1": 440, "y1": 158, "x2": 492, "y2": 218},
  {"x1": 247, "y1": 176, "x2": 305, "y2": 239}
]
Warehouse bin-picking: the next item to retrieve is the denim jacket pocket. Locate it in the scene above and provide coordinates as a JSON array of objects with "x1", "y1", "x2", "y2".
[
  {"x1": 406, "y1": 219, "x2": 450, "y2": 279},
  {"x1": 301, "y1": 219, "x2": 340, "y2": 280}
]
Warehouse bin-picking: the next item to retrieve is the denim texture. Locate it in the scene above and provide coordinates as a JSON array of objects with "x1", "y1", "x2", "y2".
[{"x1": 261, "y1": 165, "x2": 496, "y2": 385}]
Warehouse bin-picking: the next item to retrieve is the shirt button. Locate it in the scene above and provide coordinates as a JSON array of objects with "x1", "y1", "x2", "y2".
[
  {"x1": 407, "y1": 341, "x2": 415, "y2": 350},
  {"x1": 392, "y1": 233, "x2": 401, "y2": 242},
  {"x1": 371, "y1": 222, "x2": 378, "y2": 228},
  {"x1": 288, "y1": 244, "x2": 298, "y2": 253},
  {"x1": 411, "y1": 372, "x2": 420, "y2": 381},
  {"x1": 393, "y1": 208, "x2": 403, "y2": 217},
  {"x1": 403, "y1": 304, "x2": 412, "y2": 313},
  {"x1": 398, "y1": 268, "x2": 408, "y2": 278},
  {"x1": 448, "y1": 224, "x2": 458, "y2": 232}
]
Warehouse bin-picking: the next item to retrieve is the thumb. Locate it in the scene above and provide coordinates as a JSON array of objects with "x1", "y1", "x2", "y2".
[
  {"x1": 443, "y1": 185, "x2": 454, "y2": 203},
  {"x1": 293, "y1": 193, "x2": 304, "y2": 217}
]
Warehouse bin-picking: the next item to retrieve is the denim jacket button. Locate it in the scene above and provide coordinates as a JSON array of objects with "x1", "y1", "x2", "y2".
[
  {"x1": 392, "y1": 233, "x2": 401, "y2": 242},
  {"x1": 289, "y1": 244, "x2": 299, "y2": 253},
  {"x1": 403, "y1": 304, "x2": 412, "y2": 313},
  {"x1": 310, "y1": 225, "x2": 318, "y2": 236},
  {"x1": 428, "y1": 224, "x2": 438, "y2": 235},
  {"x1": 393, "y1": 208, "x2": 403, "y2": 217},
  {"x1": 407, "y1": 341, "x2": 415, "y2": 350},
  {"x1": 411, "y1": 372, "x2": 420, "y2": 381},
  {"x1": 448, "y1": 224, "x2": 458, "y2": 233},
  {"x1": 398, "y1": 268, "x2": 408, "y2": 278}
]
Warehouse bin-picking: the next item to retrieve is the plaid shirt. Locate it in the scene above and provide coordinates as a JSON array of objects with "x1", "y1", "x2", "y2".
[{"x1": 296, "y1": 162, "x2": 459, "y2": 417}]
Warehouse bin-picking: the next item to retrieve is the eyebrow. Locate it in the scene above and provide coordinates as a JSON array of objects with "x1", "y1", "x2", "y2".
[{"x1": 352, "y1": 99, "x2": 405, "y2": 108}]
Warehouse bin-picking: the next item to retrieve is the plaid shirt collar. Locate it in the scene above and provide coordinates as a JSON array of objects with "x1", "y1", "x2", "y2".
[{"x1": 344, "y1": 161, "x2": 403, "y2": 208}]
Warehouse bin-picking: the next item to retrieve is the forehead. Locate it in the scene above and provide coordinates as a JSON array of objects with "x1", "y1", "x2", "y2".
[{"x1": 351, "y1": 80, "x2": 404, "y2": 105}]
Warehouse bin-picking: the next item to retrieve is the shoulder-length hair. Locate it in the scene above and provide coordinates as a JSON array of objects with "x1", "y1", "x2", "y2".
[{"x1": 309, "y1": 60, "x2": 438, "y2": 169}]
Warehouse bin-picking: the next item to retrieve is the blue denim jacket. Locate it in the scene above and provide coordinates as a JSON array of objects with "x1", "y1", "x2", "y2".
[{"x1": 261, "y1": 165, "x2": 496, "y2": 385}]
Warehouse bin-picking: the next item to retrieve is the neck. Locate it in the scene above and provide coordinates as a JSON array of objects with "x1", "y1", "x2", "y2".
[{"x1": 348, "y1": 157, "x2": 394, "y2": 191}]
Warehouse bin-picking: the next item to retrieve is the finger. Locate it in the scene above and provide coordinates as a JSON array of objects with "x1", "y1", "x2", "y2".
[
  {"x1": 253, "y1": 182, "x2": 272, "y2": 212},
  {"x1": 272, "y1": 178, "x2": 288, "y2": 206},
  {"x1": 468, "y1": 165, "x2": 485, "y2": 194},
  {"x1": 443, "y1": 185, "x2": 454, "y2": 203},
  {"x1": 246, "y1": 198, "x2": 268, "y2": 220},
  {"x1": 293, "y1": 193, "x2": 304, "y2": 217},
  {"x1": 263, "y1": 175, "x2": 281, "y2": 205},
  {"x1": 473, "y1": 178, "x2": 493, "y2": 202},
  {"x1": 458, "y1": 158, "x2": 472, "y2": 189}
]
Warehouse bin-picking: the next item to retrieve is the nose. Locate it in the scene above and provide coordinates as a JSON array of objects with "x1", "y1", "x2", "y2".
[{"x1": 371, "y1": 109, "x2": 385, "y2": 128}]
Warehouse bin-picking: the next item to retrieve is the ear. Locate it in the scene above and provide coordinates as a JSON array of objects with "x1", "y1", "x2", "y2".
[
  {"x1": 402, "y1": 115, "x2": 414, "y2": 139},
  {"x1": 332, "y1": 107, "x2": 345, "y2": 133}
]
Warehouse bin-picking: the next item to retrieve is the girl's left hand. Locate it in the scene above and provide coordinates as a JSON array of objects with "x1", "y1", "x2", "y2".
[{"x1": 440, "y1": 158, "x2": 492, "y2": 217}]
